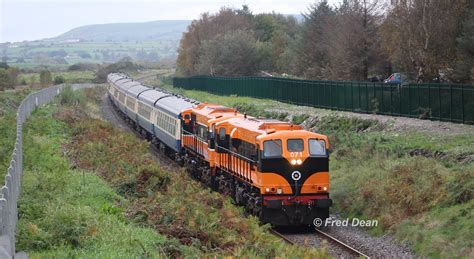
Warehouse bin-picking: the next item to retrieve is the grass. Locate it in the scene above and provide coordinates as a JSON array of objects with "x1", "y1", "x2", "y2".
[
  {"x1": 17, "y1": 104, "x2": 174, "y2": 258},
  {"x1": 151, "y1": 79, "x2": 474, "y2": 258},
  {"x1": 17, "y1": 87, "x2": 328, "y2": 258}
]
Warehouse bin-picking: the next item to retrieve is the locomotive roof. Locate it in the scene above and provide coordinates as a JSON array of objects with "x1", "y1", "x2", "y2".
[
  {"x1": 192, "y1": 103, "x2": 237, "y2": 118},
  {"x1": 218, "y1": 117, "x2": 302, "y2": 135}
]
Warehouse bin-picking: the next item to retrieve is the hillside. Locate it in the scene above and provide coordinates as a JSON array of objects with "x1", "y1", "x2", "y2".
[
  {"x1": 54, "y1": 20, "x2": 191, "y2": 42},
  {"x1": 3, "y1": 20, "x2": 192, "y2": 68}
]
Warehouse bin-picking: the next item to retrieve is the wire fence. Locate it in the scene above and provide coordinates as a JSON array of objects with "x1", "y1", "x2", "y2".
[
  {"x1": 0, "y1": 84, "x2": 96, "y2": 258},
  {"x1": 173, "y1": 76, "x2": 474, "y2": 124}
]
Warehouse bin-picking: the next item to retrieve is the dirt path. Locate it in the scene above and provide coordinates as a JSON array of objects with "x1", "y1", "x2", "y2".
[
  {"x1": 99, "y1": 94, "x2": 130, "y2": 131},
  {"x1": 266, "y1": 104, "x2": 474, "y2": 136}
]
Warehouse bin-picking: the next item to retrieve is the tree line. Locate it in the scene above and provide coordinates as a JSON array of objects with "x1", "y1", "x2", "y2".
[{"x1": 177, "y1": 0, "x2": 473, "y2": 83}]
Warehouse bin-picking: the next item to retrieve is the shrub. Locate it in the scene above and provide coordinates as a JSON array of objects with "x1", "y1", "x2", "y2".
[
  {"x1": 53, "y1": 75, "x2": 66, "y2": 85},
  {"x1": 292, "y1": 114, "x2": 310, "y2": 124},
  {"x1": 57, "y1": 86, "x2": 85, "y2": 106},
  {"x1": 39, "y1": 69, "x2": 52, "y2": 87}
]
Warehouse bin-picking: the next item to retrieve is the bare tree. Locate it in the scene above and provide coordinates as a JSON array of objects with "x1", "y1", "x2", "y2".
[
  {"x1": 326, "y1": 0, "x2": 385, "y2": 80},
  {"x1": 380, "y1": 0, "x2": 468, "y2": 82}
]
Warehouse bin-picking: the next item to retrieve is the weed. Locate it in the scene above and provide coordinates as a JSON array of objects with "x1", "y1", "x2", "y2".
[
  {"x1": 292, "y1": 114, "x2": 310, "y2": 124},
  {"x1": 57, "y1": 85, "x2": 85, "y2": 107}
]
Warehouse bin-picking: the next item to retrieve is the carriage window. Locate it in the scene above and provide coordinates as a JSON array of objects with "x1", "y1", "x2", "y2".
[
  {"x1": 219, "y1": 128, "x2": 226, "y2": 140},
  {"x1": 263, "y1": 140, "x2": 282, "y2": 158},
  {"x1": 309, "y1": 139, "x2": 326, "y2": 156},
  {"x1": 287, "y1": 139, "x2": 304, "y2": 152}
]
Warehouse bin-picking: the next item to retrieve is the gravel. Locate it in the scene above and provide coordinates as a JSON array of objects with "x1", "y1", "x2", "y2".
[
  {"x1": 266, "y1": 103, "x2": 474, "y2": 136},
  {"x1": 280, "y1": 214, "x2": 416, "y2": 258}
]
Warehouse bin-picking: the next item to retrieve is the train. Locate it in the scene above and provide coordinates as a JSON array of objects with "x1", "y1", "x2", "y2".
[{"x1": 107, "y1": 73, "x2": 332, "y2": 226}]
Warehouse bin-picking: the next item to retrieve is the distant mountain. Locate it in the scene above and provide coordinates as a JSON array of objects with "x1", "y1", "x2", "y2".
[{"x1": 53, "y1": 20, "x2": 191, "y2": 42}]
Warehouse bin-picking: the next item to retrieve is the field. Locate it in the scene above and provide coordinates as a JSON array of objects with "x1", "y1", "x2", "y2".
[
  {"x1": 14, "y1": 87, "x2": 328, "y2": 258},
  {"x1": 3, "y1": 40, "x2": 179, "y2": 69},
  {"x1": 18, "y1": 71, "x2": 96, "y2": 85},
  {"x1": 144, "y1": 76, "x2": 474, "y2": 258}
]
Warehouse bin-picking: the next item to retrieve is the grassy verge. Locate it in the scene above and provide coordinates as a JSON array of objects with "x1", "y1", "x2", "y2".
[
  {"x1": 17, "y1": 88, "x2": 327, "y2": 258},
  {"x1": 148, "y1": 78, "x2": 474, "y2": 258},
  {"x1": 0, "y1": 89, "x2": 31, "y2": 177}
]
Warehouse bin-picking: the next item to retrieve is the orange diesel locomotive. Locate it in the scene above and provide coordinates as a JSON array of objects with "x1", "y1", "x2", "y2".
[{"x1": 108, "y1": 73, "x2": 332, "y2": 226}]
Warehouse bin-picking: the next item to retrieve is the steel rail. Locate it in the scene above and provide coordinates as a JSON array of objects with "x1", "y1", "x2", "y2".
[{"x1": 315, "y1": 228, "x2": 370, "y2": 258}]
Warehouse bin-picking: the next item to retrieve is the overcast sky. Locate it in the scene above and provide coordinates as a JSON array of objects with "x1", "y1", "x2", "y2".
[{"x1": 0, "y1": 0, "x2": 342, "y2": 43}]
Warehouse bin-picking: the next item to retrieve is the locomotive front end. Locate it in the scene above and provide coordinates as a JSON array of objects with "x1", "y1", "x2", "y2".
[{"x1": 257, "y1": 131, "x2": 332, "y2": 226}]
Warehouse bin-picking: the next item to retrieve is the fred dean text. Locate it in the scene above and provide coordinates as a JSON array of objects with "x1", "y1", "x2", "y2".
[{"x1": 325, "y1": 218, "x2": 378, "y2": 227}]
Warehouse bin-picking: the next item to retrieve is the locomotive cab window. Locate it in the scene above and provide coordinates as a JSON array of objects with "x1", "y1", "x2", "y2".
[
  {"x1": 197, "y1": 124, "x2": 208, "y2": 141},
  {"x1": 263, "y1": 139, "x2": 282, "y2": 158},
  {"x1": 219, "y1": 128, "x2": 226, "y2": 140},
  {"x1": 287, "y1": 139, "x2": 304, "y2": 152},
  {"x1": 309, "y1": 139, "x2": 326, "y2": 156}
]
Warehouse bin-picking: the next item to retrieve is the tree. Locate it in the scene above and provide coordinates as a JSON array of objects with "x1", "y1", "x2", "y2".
[
  {"x1": 177, "y1": 7, "x2": 253, "y2": 75},
  {"x1": 0, "y1": 69, "x2": 9, "y2": 90},
  {"x1": 253, "y1": 13, "x2": 299, "y2": 73},
  {"x1": 325, "y1": 0, "x2": 385, "y2": 81},
  {"x1": 296, "y1": 0, "x2": 335, "y2": 79},
  {"x1": 0, "y1": 67, "x2": 20, "y2": 90},
  {"x1": 380, "y1": 0, "x2": 468, "y2": 82},
  {"x1": 39, "y1": 69, "x2": 52, "y2": 87},
  {"x1": 453, "y1": 7, "x2": 474, "y2": 83},
  {"x1": 196, "y1": 30, "x2": 259, "y2": 76},
  {"x1": 6, "y1": 67, "x2": 19, "y2": 86}
]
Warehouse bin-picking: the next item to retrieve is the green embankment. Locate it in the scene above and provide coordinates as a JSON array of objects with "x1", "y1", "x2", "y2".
[
  {"x1": 16, "y1": 87, "x2": 327, "y2": 258},
  {"x1": 150, "y1": 79, "x2": 474, "y2": 258}
]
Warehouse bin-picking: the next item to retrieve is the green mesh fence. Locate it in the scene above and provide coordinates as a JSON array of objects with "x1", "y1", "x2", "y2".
[{"x1": 173, "y1": 76, "x2": 474, "y2": 124}]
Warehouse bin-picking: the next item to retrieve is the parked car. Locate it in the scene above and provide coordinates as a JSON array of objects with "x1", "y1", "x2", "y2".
[{"x1": 383, "y1": 73, "x2": 415, "y2": 85}]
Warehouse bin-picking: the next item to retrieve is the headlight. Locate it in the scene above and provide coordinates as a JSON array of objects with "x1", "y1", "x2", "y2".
[
  {"x1": 291, "y1": 159, "x2": 297, "y2": 165},
  {"x1": 296, "y1": 159, "x2": 302, "y2": 165}
]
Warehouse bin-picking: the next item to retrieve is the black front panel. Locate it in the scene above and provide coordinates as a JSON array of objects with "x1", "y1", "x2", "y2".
[{"x1": 259, "y1": 157, "x2": 329, "y2": 195}]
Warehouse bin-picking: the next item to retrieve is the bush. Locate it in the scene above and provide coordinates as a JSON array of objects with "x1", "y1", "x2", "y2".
[
  {"x1": 40, "y1": 69, "x2": 52, "y2": 87},
  {"x1": 94, "y1": 59, "x2": 140, "y2": 83},
  {"x1": 57, "y1": 86, "x2": 85, "y2": 106},
  {"x1": 53, "y1": 75, "x2": 66, "y2": 85},
  {"x1": 68, "y1": 63, "x2": 98, "y2": 71},
  {"x1": 292, "y1": 114, "x2": 310, "y2": 124}
]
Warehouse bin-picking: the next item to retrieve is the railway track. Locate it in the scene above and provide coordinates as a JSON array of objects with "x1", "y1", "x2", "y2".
[
  {"x1": 271, "y1": 228, "x2": 370, "y2": 258},
  {"x1": 314, "y1": 228, "x2": 370, "y2": 258}
]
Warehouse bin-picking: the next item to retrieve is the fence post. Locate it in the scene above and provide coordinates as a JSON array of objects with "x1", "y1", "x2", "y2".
[
  {"x1": 438, "y1": 84, "x2": 441, "y2": 120},
  {"x1": 461, "y1": 85, "x2": 465, "y2": 123},
  {"x1": 450, "y1": 84, "x2": 453, "y2": 122}
]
